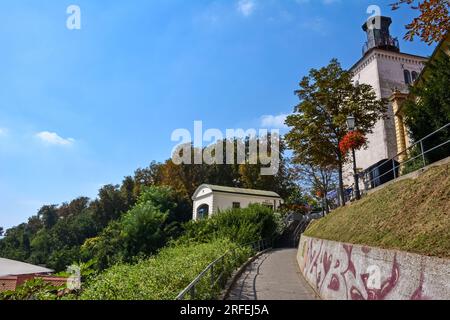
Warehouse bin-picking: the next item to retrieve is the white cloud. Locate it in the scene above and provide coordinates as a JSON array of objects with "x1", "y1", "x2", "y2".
[
  {"x1": 261, "y1": 114, "x2": 289, "y2": 129},
  {"x1": 237, "y1": 0, "x2": 256, "y2": 17},
  {"x1": 35, "y1": 131, "x2": 75, "y2": 146}
]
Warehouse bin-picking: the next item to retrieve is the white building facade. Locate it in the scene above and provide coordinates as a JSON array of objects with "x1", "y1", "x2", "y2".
[
  {"x1": 345, "y1": 16, "x2": 428, "y2": 187},
  {"x1": 192, "y1": 185, "x2": 283, "y2": 220}
]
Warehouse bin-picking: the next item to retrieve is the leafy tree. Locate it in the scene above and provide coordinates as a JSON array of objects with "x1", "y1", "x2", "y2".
[
  {"x1": 26, "y1": 215, "x2": 43, "y2": 235},
  {"x1": 80, "y1": 221, "x2": 125, "y2": 271},
  {"x1": 391, "y1": 0, "x2": 450, "y2": 44},
  {"x1": 0, "y1": 226, "x2": 4, "y2": 237},
  {"x1": 38, "y1": 205, "x2": 59, "y2": 230},
  {"x1": 91, "y1": 184, "x2": 130, "y2": 228},
  {"x1": 81, "y1": 186, "x2": 190, "y2": 270},
  {"x1": 120, "y1": 176, "x2": 137, "y2": 209},
  {"x1": 1, "y1": 135, "x2": 294, "y2": 273},
  {"x1": 133, "y1": 161, "x2": 164, "y2": 195},
  {"x1": 285, "y1": 59, "x2": 387, "y2": 205},
  {"x1": 121, "y1": 204, "x2": 168, "y2": 258},
  {"x1": 0, "y1": 224, "x2": 31, "y2": 261},
  {"x1": 156, "y1": 138, "x2": 293, "y2": 201},
  {"x1": 290, "y1": 162, "x2": 338, "y2": 214},
  {"x1": 403, "y1": 50, "x2": 450, "y2": 162},
  {"x1": 58, "y1": 197, "x2": 90, "y2": 219},
  {"x1": 135, "y1": 185, "x2": 191, "y2": 225},
  {"x1": 238, "y1": 136, "x2": 295, "y2": 199}
]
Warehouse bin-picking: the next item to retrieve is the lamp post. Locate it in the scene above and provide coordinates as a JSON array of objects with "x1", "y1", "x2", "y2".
[{"x1": 347, "y1": 115, "x2": 361, "y2": 200}]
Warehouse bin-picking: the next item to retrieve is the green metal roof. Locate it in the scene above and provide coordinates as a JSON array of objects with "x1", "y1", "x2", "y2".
[{"x1": 201, "y1": 184, "x2": 281, "y2": 198}]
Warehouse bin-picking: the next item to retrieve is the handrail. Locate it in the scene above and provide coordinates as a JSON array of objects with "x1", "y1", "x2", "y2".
[
  {"x1": 176, "y1": 254, "x2": 228, "y2": 300},
  {"x1": 176, "y1": 237, "x2": 274, "y2": 300},
  {"x1": 362, "y1": 122, "x2": 450, "y2": 193}
]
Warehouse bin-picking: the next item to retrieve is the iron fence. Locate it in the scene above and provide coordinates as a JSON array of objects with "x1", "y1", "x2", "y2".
[
  {"x1": 361, "y1": 122, "x2": 450, "y2": 194},
  {"x1": 175, "y1": 238, "x2": 274, "y2": 300}
]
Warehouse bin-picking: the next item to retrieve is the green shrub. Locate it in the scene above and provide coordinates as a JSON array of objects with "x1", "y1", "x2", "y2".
[
  {"x1": 401, "y1": 145, "x2": 427, "y2": 176},
  {"x1": 81, "y1": 186, "x2": 191, "y2": 270},
  {"x1": 80, "y1": 204, "x2": 283, "y2": 300},
  {"x1": 177, "y1": 204, "x2": 283, "y2": 245},
  {"x1": 120, "y1": 203, "x2": 168, "y2": 258},
  {"x1": 0, "y1": 278, "x2": 63, "y2": 301},
  {"x1": 80, "y1": 238, "x2": 252, "y2": 300}
]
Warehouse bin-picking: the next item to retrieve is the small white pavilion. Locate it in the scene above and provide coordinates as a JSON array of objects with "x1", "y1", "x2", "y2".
[{"x1": 192, "y1": 184, "x2": 283, "y2": 220}]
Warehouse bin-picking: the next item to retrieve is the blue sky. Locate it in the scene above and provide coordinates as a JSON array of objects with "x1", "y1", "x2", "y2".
[{"x1": 0, "y1": 0, "x2": 436, "y2": 229}]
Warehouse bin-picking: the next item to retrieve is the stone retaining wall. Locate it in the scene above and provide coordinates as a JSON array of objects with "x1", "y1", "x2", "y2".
[{"x1": 297, "y1": 235, "x2": 450, "y2": 300}]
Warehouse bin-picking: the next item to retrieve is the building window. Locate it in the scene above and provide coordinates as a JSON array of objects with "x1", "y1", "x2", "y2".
[
  {"x1": 411, "y1": 71, "x2": 418, "y2": 83},
  {"x1": 404, "y1": 70, "x2": 412, "y2": 85},
  {"x1": 232, "y1": 202, "x2": 241, "y2": 209},
  {"x1": 197, "y1": 204, "x2": 209, "y2": 220}
]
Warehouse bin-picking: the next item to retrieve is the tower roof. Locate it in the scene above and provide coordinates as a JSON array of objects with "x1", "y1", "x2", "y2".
[{"x1": 362, "y1": 15, "x2": 400, "y2": 56}]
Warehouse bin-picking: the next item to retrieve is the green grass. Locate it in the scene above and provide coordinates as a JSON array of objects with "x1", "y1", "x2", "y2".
[{"x1": 305, "y1": 163, "x2": 450, "y2": 258}]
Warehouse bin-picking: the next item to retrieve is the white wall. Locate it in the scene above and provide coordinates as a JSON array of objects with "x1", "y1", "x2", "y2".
[
  {"x1": 192, "y1": 194, "x2": 214, "y2": 220},
  {"x1": 213, "y1": 193, "x2": 281, "y2": 213},
  {"x1": 192, "y1": 187, "x2": 282, "y2": 220},
  {"x1": 347, "y1": 50, "x2": 426, "y2": 186}
]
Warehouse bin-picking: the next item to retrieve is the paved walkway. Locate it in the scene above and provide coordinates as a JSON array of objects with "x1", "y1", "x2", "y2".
[{"x1": 226, "y1": 248, "x2": 319, "y2": 300}]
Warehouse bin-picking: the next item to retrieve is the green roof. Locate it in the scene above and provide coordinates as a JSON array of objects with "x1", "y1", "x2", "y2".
[{"x1": 200, "y1": 184, "x2": 281, "y2": 198}]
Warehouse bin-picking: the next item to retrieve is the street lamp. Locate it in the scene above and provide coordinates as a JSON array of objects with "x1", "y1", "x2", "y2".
[
  {"x1": 347, "y1": 115, "x2": 361, "y2": 200},
  {"x1": 346, "y1": 115, "x2": 355, "y2": 131}
]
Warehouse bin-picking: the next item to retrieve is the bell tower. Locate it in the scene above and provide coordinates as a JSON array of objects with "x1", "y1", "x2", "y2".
[
  {"x1": 345, "y1": 16, "x2": 428, "y2": 188},
  {"x1": 362, "y1": 16, "x2": 400, "y2": 55}
]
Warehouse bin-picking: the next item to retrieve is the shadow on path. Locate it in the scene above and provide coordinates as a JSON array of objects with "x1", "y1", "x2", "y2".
[{"x1": 226, "y1": 248, "x2": 319, "y2": 301}]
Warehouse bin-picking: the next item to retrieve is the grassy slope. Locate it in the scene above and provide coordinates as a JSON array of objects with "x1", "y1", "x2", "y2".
[{"x1": 305, "y1": 163, "x2": 450, "y2": 258}]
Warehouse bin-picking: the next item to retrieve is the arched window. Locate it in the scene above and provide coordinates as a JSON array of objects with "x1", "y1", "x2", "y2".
[
  {"x1": 404, "y1": 70, "x2": 412, "y2": 85},
  {"x1": 197, "y1": 204, "x2": 209, "y2": 220},
  {"x1": 411, "y1": 71, "x2": 418, "y2": 83}
]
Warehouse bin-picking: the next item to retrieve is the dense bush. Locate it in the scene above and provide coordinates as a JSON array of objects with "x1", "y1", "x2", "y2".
[
  {"x1": 177, "y1": 204, "x2": 283, "y2": 245},
  {"x1": 403, "y1": 49, "x2": 450, "y2": 164},
  {"x1": 80, "y1": 238, "x2": 252, "y2": 300},
  {"x1": 78, "y1": 205, "x2": 283, "y2": 300},
  {"x1": 0, "y1": 279, "x2": 63, "y2": 301},
  {"x1": 81, "y1": 186, "x2": 191, "y2": 270}
]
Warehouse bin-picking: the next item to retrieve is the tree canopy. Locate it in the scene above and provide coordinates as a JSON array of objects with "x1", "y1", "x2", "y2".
[
  {"x1": 0, "y1": 136, "x2": 294, "y2": 272},
  {"x1": 391, "y1": 0, "x2": 450, "y2": 44},
  {"x1": 285, "y1": 59, "x2": 387, "y2": 205},
  {"x1": 403, "y1": 49, "x2": 450, "y2": 162}
]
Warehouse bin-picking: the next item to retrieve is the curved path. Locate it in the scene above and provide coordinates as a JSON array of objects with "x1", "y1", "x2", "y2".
[{"x1": 226, "y1": 248, "x2": 319, "y2": 300}]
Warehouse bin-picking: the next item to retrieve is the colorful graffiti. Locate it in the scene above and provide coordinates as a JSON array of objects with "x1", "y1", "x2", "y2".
[{"x1": 298, "y1": 236, "x2": 450, "y2": 300}]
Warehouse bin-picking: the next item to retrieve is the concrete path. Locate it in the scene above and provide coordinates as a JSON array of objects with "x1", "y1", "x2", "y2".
[{"x1": 226, "y1": 248, "x2": 319, "y2": 300}]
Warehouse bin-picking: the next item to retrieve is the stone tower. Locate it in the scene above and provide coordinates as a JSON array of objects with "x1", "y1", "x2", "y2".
[{"x1": 347, "y1": 16, "x2": 427, "y2": 183}]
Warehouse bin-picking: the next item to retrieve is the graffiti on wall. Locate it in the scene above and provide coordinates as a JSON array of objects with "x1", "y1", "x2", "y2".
[{"x1": 298, "y1": 237, "x2": 435, "y2": 300}]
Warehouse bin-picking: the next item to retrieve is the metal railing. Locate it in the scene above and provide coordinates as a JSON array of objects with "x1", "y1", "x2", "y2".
[
  {"x1": 292, "y1": 218, "x2": 311, "y2": 248},
  {"x1": 362, "y1": 36, "x2": 400, "y2": 55},
  {"x1": 361, "y1": 123, "x2": 450, "y2": 194},
  {"x1": 175, "y1": 238, "x2": 274, "y2": 300}
]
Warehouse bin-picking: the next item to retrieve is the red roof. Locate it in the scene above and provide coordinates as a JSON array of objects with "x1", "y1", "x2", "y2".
[{"x1": 0, "y1": 274, "x2": 68, "y2": 292}]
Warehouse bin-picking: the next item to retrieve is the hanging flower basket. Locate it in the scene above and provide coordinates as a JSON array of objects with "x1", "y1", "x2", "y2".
[{"x1": 339, "y1": 130, "x2": 367, "y2": 155}]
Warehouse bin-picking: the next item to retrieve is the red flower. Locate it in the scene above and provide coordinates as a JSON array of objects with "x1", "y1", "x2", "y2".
[{"x1": 339, "y1": 131, "x2": 367, "y2": 155}]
